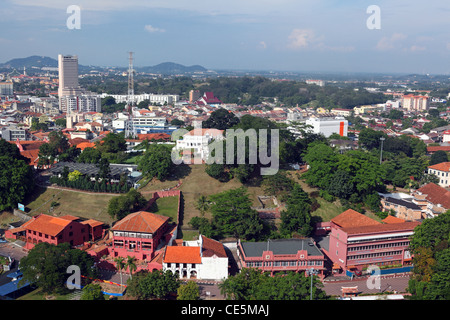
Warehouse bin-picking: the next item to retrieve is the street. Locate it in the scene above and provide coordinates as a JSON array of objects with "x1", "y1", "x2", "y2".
[
  {"x1": 1, "y1": 241, "x2": 410, "y2": 299},
  {"x1": 323, "y1": 274, "x2": 411, "y2": 296}
]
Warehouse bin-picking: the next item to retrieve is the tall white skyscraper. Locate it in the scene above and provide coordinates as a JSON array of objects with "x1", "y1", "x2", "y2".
[{"x1": 58, "y1": 54, "x2": 82, "y2": 98}]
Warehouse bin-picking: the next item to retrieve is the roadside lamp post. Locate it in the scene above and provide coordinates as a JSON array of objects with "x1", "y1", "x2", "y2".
[
  {"x1": 307, "y1": 267, "x2": 318, "y2": 300},
  {"x1": 379, "y1": 137, "x2": 385, "y2": 165}
]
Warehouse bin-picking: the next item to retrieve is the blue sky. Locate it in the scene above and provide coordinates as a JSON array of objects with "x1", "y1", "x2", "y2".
[{"x1": 1, "y1": 0, "x2": 450, "y2": 74}]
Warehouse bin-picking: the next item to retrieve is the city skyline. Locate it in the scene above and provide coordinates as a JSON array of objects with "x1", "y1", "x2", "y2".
[{"x1": 1, "y1": 0, "x2": 450, "y2": 74}]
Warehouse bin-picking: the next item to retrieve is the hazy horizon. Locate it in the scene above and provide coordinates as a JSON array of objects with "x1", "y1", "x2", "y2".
[{"x1": 2, "y1": 0, "x2": 449, "y2": 74}]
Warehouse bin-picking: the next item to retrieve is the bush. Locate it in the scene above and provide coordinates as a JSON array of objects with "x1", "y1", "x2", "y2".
[{"x1": 319, "y1": 190, "x2": 335, "y2": 202}]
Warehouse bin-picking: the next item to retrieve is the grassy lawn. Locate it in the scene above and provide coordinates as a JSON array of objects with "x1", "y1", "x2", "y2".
[
  {"x1": 179, "y1": 229, "x2": 199, "y2": 241},
  {"x1": 18, "y1": 287, "x2": 77, "y2": 300},
  {"x1": 147, "y1": 196, "x2": 179, "y2": 222},
  {"x1": 23, "y1": 186, "x2": 118, "y2": 224},
  {"x1": 311, "y1": 198, "x2": 345, "y2": 222}
]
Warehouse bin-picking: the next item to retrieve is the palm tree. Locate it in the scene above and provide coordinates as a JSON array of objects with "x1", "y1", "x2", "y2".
[
  {"x1": 114, "y1": 256, "x2": 125, "y2": 287},
  {"x1": 195, "y1": 195, "x2": 210, "y2": 217},
  {"x1": 126, "y1": 256, "x2": 137, "y2": 280}
]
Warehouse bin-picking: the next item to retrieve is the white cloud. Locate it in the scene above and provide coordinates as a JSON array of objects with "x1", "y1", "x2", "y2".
[
  {"x1": 144, "y1": 25, "x2": 165, "y2": 33},
  {"x1": 287, "y1": 29, "x2": 316, "y2": 49},
  {"x1": 376, "y1": 33, "x2": 407, "y2": 51},
  {"x1": 410, "y1": 45, "x2": 426, "y2": 52},
  {"x1": 287, "y1": 29, "x2": 354, "y2": 53},
  {"x1": 259, "y1": 41, "x2": 267, "y2": 49}
]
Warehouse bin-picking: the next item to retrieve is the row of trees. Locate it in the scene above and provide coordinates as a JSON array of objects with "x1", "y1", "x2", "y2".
[
  {"x1": 50, "y1": 172, "x2": 131, "y2": 194},
  {"x1": 85, "y1": 75, "x2": 387, "y2": 108},
  {"x1": 219, "y1": 268, "x2": 329, "y2": 300}
]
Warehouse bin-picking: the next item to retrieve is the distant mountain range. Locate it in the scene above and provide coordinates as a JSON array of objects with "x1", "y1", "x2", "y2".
[
  {"x1": 0, "y1": 55, "x2": 58, "y2": 69},
  {"x1": 0, "y1": 55, "x2": 208, "y2": 74}
]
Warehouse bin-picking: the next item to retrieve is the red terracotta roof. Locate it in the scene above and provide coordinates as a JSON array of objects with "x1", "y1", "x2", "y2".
[
  {"x1": 111, "y1": 211, "x2": 169, "y2": 234},
  {"x1": 81, "y1": 219, "x2": 104, "y2": 227},
  {"x1": 428, "y1": 162, "x2": 450, "y2": 172},
  {"x1": 343, "y1": 221, "x2": 420, "y2": 235},
  {"x1": 163, "y1": 246, "x2": 202, "y2": 264},
  {"x1": 416, "y1": 183, "x2": 450, "y2": 209},
  {"x1": 331, "y1": 209, "x2": 381, "y2": 229},
  {"x1": 20, "y1": 149, "x2": 39, "y2": 166},
  {"x1": 201, "y1": 235, "x2": 227, "y2": 258},
  {"x1": 24, "y1": 214, "x2": 72, "y2": 237},
  {"x1": 76, "y1": 142, "x2": 95, "y2": 151},
  {"x1": 137, "y1": 133, "x2": 171, "y2": 141},
  {"x1": 427, "y1": 146, "x2": 450, "y2": 153},
  {"x1": 382, "y1": 215, "x2": 406, "y2": 224}
]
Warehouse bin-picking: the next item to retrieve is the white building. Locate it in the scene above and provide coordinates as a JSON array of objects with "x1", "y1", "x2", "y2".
[
  {"x1": 62, "y1": 94, "x2": 102, "y2": 113},
  {"x1": 443, "y1": 130, "x2": 450, "y2": 143},
  {"x1": 0, "y1": 81, "x2": 14, "y2": 95},
  {"x1": 100, "y1": 93, "x2": 179, "y2": 105},
  {"x1": 305, "y1": 117, "x2": 348, "y2": 138},
  {"x1": 427, "y1": 162, "x2": 450, "y2": 188},
  {"x1": 175, "y1": 128, "x2": 224, "y2": 160},
  {"x1": 162, "y1": 235, "x2": 228, "y2": 280}
]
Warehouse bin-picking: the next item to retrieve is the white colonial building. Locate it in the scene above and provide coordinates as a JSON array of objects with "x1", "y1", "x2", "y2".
[
  {"x1": 175, "y1": 128, "x2": 224, "y2": 161},
  {"x1": 162, "y1": 235, "x2": 229, "y2": 281}
]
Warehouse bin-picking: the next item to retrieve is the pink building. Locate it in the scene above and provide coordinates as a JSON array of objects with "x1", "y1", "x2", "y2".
[
  {"x1": 5, "y1": 214, "x2": 105, "y2": 250},
  {"x1": 237, "y1": 238, "x2": 326, "y2": 279},
  {"x1": 109, "y1": 211, "x2": 173, "y2": 262},
  {"x1": 326, "y1": 209, "x2": 420, "y2": 274}
]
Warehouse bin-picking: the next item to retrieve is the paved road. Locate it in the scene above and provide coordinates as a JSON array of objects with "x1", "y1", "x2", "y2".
[
  {"x1": 0, "y1": 242, "x2": 28, "y2": 261},
  {"x1": 323, "y1": 274, "x2": 411, "y2": 296}
]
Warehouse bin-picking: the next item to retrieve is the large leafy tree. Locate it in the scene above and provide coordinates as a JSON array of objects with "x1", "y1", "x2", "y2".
[
  {"x1": 138, "y1": 144, "x2": 174, "y2": 181},
  {"x1": 280, "y1": 184, "x2": 313, "y2": 237},
  {"x1": 203, "y1": 108, "x2": 239, "y2": 130},
  {"x1": 177, "y1": 281, "x2": 200, "y2": 300},
  {"x1": 19, "y1": 242, "x2": 97, "y2": 294},
  {"x1": 97, "y1": 132, "x2": 127, "y2": 154},
  {"x1": 107, "y1": 188, "x2": 147, "y2": 220},
  {"x1": 126, "y1": 270, "x2": 180, "y2": 300},
  {"x1": 209, "y1": 187, "x2": 264, "y2": 240},
  {"x1": 81, "y1": 283, "x2": 105, "y2": 300},
  {"x1": 430, "y1": 150, "x2": 449, "y2": 165},
  {"x1": 77, "y1": 147, "x2": 102, "y2": 164},
  {"x1": 302, "y1": 143, "x2": 338, "y2": 189}
]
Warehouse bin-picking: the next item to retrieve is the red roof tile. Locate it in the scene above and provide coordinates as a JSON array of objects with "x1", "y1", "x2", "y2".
[
  {"x1": 201, "y1": 235, "x2": 227, "y2": 258},
  {"x1": 163, "y1": 246, "x2": 202, "y2": 264},
  {"x1": 111, "y1": 211, "x2": 169, "y2": 234},
  {"x1": 428, "y1": 162, "x2": 450, "y2": 172},
  {"x1": 382, "y1": 215, "x2": 406, "y2": 224},
  {"x1": 331, "y1": 209, "x2": 381, "y2": 229},
  {"x1": 24, "y1": 214, "x2": 72, "y2": 237},
  {"x1": 416, "y1": 183, "x2": 450, "y2": 209},
  {"x1": 343, "y1": 221, "x2": 420, "y2": 235}
]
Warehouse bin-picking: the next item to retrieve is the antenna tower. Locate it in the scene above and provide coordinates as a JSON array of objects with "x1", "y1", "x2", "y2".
[{"x1": 126, "y1": 51, "x2": 136, "y2": 138}]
